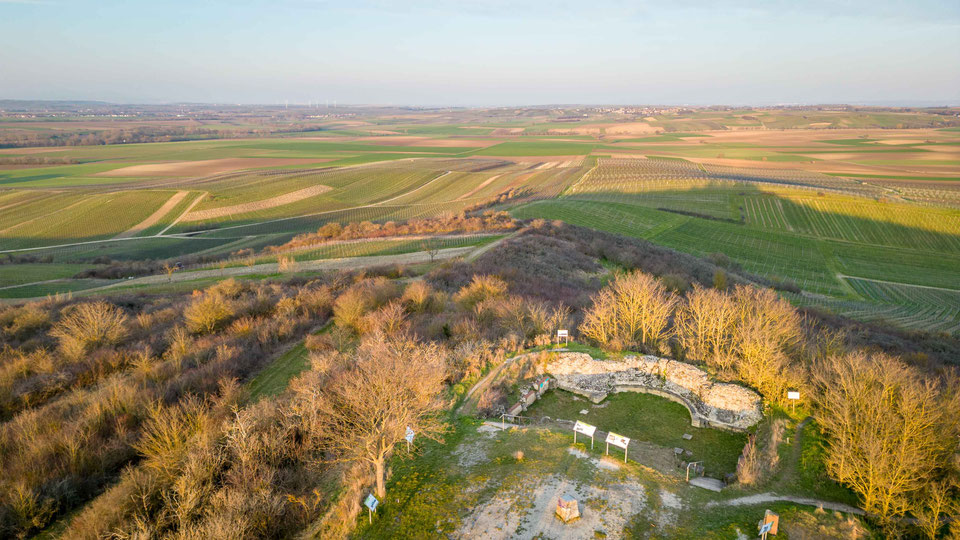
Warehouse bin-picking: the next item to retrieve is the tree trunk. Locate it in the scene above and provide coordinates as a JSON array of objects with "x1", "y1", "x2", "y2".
[{"x1": 374, "y1": 458, "x2": 386, "y2": 498}]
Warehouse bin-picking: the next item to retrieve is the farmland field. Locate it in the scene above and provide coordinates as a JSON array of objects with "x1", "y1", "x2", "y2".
[{"x1": 1, "y1": 108, "x2": 958, "y2": 334}]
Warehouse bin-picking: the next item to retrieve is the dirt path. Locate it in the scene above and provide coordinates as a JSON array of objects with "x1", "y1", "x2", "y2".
[
  {"x1": 457, "y1": 349, "x2": 544, "y2": 415},
  {"x1": 706, "y1": 493, "x2": 864, "y2": 516},
  {"x1": 20, "y1": 246, "x2": 476, "y2": 300},
  {"x1": 464, "y1": 229, "x2": 522, "y2": 262},
  {"x1": 114, "y1": 191, "x2": 188, "y2": 239}
]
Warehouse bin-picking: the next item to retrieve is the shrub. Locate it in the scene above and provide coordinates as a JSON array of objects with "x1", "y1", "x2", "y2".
[
  {"x1": 184, "y1": 293, "x2": 235, "y2": 335},
  {"x1": 454, "y1": 275, "x2": 508, "y2": 309},
  {"x1": 332, "y1": 288, "x2": 370, "y2": 334},
  {"x1": 402, "y1": 281, "x2": 434, "y2": 313},
  {"x1": 50, "y1": 301, "x2": 128, "y2": 359},
  {"x1": 1, "y1": 304, "x2": 50, "y2": 341}
]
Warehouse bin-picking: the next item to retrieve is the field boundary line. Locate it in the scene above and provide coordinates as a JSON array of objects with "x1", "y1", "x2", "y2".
[
  {"x1": 374, "y1": 170, "x2": 452, "y2": 205},
  {"x1": 838, "y1": 273, "x2": 960, "y2": 293},
  {"x1": 158, "y1": 192, "x2": 206, "y2": 235},
  {"x1": 456, "y1": 174, "x2": 502, "y2": 200},
  {"x1": 161, "y1": 171, "x2": 454, "y2": 237},
  {"x1": 114, "y1": 190, "x2": 188, "y2": 239},
  {"x1": 558, "y1": 158, "x2": 599, "y2": 197}
]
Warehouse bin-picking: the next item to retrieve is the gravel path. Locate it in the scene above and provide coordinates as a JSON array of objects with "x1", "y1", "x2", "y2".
[{"x1": 705, "y1": 493, "x2": 864, "y2": 515}]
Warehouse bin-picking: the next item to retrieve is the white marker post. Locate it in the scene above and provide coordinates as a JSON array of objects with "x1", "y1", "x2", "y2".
[
  {"x1": 557, "y1": 329, "x2": 569, "y2": 347},
  {"x1": 364, "y1": 494, "x2": 379, "y2": 524},
  {"x1": 405, "y1": 426, "x2": 415, "y2": 452},
  {"x1": 605, "y1": 431, "x2": 631, "y2": 463},
  {"x1": 573, "y1": 420, "x2": 597, "y2": 449}
]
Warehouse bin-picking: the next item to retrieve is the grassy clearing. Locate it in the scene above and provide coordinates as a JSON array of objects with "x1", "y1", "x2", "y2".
[
  {"x1": 525, "y1": 390, "x2": 747, "y2": 477},
  {"x1": 0, "y1": 262, "x2": 91, "y2": 286}
]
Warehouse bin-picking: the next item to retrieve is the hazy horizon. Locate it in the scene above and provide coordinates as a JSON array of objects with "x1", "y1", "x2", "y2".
[{"x1": 2, "y1": 0, "x2": 959, "y2": 106}]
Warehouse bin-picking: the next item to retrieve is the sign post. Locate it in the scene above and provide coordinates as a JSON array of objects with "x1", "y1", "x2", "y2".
[
  {"x1": 405, "y1": 426, "x2": 415, "y2": 452},
  {"x1": 364, "y1": 494, "x2": 379, "y2": 524},
  {"x1": 557, "y1": 329, "x2": 569, "y2": 347},
  {"x1": 757, "y1": 509, "x2": 779, "y2": 538},
  {"x1": 787, "y1": 390, "x2": 800, "y2": 413},
  {"x1": 605, "y1": 431, "x2": 631, "y2": 463},
  {"x1": 686, "y1": 461, "x2": 702, "y2": 482},
  {"x1": 573, "y1": 420, "x2": 596, "y2": 449}
]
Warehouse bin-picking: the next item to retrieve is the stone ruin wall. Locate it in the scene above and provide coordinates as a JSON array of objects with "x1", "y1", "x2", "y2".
[{"x1": 546, "y1": 352, "x2": 763, "y2": 431}]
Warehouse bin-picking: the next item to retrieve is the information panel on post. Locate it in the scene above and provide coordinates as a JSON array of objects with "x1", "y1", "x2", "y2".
[
  {"x1": 606, "y1": 432, "x2": 630, "y2": 450},
  {"x1": 573, "y1": 420, "x2": 596, "y2": 438}
]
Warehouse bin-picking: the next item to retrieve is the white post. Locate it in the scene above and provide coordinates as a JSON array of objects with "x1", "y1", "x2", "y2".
[
  {"x1": 590, "y1": 434, "x2": 594, "y2": 450},
  {"x1": 502, "y1": 414, "x2": 505, "y2": 432},
  {"x1": 574, "y1": 431, "x2": 577, "y2": 444},
  {"x1": 624, "y1": 445, "x2": 628, "y2": 463},
  {"x1": 605, "y1": 441, "x2": 609, "y2": 456},
  {"x1": 368, "y1": 507, "x2": 372, "y2": 524}
]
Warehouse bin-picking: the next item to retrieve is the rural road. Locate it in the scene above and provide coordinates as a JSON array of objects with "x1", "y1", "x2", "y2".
[{"x1": 2, "y1": 246, "x2": 476, "y2": 303}]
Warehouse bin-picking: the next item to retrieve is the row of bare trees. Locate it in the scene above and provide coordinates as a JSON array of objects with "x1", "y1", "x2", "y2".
[
  {"x1": 580, "y1": 272, "x2": 804, "y2": 402},
  {"x1": 578, "y1": 269, "x2": 960, "y2": 535}
]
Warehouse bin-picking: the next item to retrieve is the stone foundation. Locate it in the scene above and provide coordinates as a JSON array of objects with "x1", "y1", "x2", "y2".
[{"x1": 546, "y1": 353, "x2": 762, "y2": 431}]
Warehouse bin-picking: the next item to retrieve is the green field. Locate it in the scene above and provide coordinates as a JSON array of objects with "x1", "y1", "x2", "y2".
[{"x1": 2, "y1": 111, "x2": 958, "y2": 334}]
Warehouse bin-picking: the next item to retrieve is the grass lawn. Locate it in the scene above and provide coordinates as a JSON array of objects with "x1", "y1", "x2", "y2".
[
  {"x1": 525, "y1": 390, "x2": 747, "y2": 477},
  {"x1": 246, "y1": 322, "x2": 331, "y2": 401}
]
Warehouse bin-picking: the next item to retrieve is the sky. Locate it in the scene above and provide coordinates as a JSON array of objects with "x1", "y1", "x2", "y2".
[{"x1": 1, "y1": 0, "x2": 959, "y2": 106}]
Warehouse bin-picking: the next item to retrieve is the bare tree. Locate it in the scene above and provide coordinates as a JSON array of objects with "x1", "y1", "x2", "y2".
[
  {"x1": 297, "y1": 337, "x2": 449, "y2": 498},
  {"x1": 163, "y1": 262, "x2": 176, "y2": 283},
  {"x1": 811, "y1": 351, "x2": 960, "y2": 528},
  {"x1": 580, "y1": 271, "x2": 677, "y2": 352},
  {"x1": 674, "y1": 285, "x2": 737, "y2": 369},
  {"x1": 420, "y1": 238, "x2": 441, "y2": 263}
]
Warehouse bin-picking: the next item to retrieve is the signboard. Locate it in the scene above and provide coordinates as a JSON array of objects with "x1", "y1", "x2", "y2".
[
  {"x1": 573, "y1": 420, "x2": 596, "y2": 437},
  {"x1": 364, "y1": 494, "x2": 379, "y2": 524},
  {"x1": 572, "y1": 420, "x2": 597, "y2": 448},
  {"x1": 606, "y1": 432, "x2": 630, "y2": 450},
  {"x1": 557, "y1": 329, "x2": 569, "y2": 345},
  {"x1": 605, "y1": 431, "x2": 630, "y2": 462},
  {"x1": 787, "y1": 391, "x2": 800, "y2": 400},
  {"x1": 758, "y1": 509, "x2": 779, "y2": 537},
  {"x1": 405, "y1": 426, "x2": 415, "y2": 444}
]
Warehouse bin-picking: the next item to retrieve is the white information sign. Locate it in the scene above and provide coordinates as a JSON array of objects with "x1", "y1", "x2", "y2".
[
  {"x1": 557, "y1": 329, "x2": 569, "y2": 339},
  {"x1": 405, "y1": 426, "x2": 415, "y2": 444},
  {"x1": 364, "y1": 494, "x2": 379, "y2": 524},
  {"x1": 573, "y1": 420, "x2": 596, "y2": 437},
  {"x1": 605, "y1": 431, "x2": 630, "y2": 462},
  {"x1": 787, "y1": 391, "x2": 800, "y2": 400},
  {"x1": 760, "y1": 521, "x2": 772, "y2": 535},
  {"x1": 606, "y1": 432, "x2": 630, "y2": 450},
  {"x1": 573, "y1": 420, "x2": 597, "y2": 448}
]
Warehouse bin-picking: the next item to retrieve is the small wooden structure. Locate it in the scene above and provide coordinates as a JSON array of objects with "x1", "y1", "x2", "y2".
[{"x1": 556, "y1": 494, "x2": 580, "y2": 523}]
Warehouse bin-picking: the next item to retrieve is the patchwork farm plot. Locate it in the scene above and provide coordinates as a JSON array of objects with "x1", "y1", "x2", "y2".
[{"x1": 1, "y1": 112, "x2": 958, "y2": 334}]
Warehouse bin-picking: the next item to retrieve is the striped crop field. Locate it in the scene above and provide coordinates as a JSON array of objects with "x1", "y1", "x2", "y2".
[
  {"x1": 743, "y1": 193, "x2": 960, "y2": 252},
  {"x1": 0, "y1": 190, "x2": 177, "y2": 249}
]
